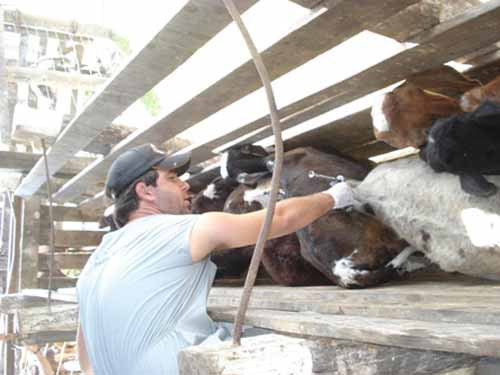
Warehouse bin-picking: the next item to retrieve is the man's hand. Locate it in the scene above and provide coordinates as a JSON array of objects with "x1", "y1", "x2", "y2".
[{"x1": 323, "y1": 182, "x2": 354, "y2": 209}]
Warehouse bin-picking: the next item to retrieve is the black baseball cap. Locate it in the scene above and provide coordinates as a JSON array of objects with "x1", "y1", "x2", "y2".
[{"x1": 105, "y1": 144, "x2": 191, "y2": 199}]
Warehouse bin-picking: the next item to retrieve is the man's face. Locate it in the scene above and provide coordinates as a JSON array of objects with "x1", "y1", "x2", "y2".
[{"x1": 151, "y1": 170, "x2": 192, "y2": 214}]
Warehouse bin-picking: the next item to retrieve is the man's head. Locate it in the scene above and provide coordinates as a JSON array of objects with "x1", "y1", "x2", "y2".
[{"x1": 105, "y1": 144, "x2": 191, "y2": 227}]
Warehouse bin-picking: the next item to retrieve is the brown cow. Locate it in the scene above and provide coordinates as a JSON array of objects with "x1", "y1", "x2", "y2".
[
  {"x1": 371, "y1": 66, "x2": 478, "y2": 148},
  {"x1": 461, "y1": 73, "x2": 500, "y2": 112}
]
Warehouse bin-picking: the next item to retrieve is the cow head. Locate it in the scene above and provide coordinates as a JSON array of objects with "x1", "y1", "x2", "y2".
[
  {"x1": 220, "y1": 144, "x2": 272, "y2": 185},
  {"x1": 372, "y1": 82, "x2": 462, "y2": 149}
]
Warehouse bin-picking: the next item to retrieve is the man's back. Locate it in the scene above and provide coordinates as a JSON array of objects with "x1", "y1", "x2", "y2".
[{"x1": 77, "y1": 214, "x2": 218, "y2": 374}]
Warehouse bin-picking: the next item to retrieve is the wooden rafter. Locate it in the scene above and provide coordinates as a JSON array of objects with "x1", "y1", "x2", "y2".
[{"x1": 14, "y1": 0, "x2": 258, "y2": 199}]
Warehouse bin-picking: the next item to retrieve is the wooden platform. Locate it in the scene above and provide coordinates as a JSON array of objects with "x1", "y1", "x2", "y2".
[{"x1": 207, "y1": 272, "x2": 500, "y2": 358}]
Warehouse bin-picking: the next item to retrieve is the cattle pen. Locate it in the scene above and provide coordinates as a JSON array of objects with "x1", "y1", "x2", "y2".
[{"x1": 1, "y1": 0, "x2": 500, "y2": 374}]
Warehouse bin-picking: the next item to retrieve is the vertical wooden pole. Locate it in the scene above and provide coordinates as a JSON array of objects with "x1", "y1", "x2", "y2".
[{"x1": 19, "y1": 197, "x2": 40, "y2": 290}]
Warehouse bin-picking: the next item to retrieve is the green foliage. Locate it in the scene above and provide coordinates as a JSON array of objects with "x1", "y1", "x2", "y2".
[
  {"x1": 112, "y1": 33, "x2": 132, "y2": 56},
  {"x1": 142, "y1": 90, "x2": 161, "y2": 116}
]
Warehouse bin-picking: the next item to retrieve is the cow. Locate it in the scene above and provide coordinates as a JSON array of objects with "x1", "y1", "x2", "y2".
[
  {"x1": 460, "y1": 73, "x2": 500, "y2": 112},
  {"x1": 223, "y1": 145, "x2": 418, "y2": 288},
  {"x1": 222, "y1": 178, "x2": 331, "y2": 286},
  {"x1": 371, "y1": 66, "x2": 478, "y2": 149},
  {"x1": 420, "y1": 100, "x2": 500, "y2": 197}
]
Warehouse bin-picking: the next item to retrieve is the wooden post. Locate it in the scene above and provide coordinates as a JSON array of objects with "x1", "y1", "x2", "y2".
[{"x1": 19, "y1": 197, "x2": 39, "y2": 290}]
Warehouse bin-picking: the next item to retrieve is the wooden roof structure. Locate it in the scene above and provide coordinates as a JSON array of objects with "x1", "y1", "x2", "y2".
[{"x1": 6, "y1": 0, "x2": 500, "y2": 209}]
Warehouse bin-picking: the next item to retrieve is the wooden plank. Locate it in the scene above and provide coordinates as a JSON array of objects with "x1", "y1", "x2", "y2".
[
  {"x1": 241, "y1": 1, "x2": 500, "y2": 146},
  {"x1": 0, "y1": 294, "x2": 66, "y2": 314},
  {"x1": 0, "y1": 151, "x2": 94, "y2": 178},
  {"x1": 14, "y1": 303, "x2": 78, "y2": 344},
  {"x1": 14, "y1": 0, "x2": 258, "y2": 199},
  {"x1": 192, "y1": 0, "x2": 500, "y2": 163},
  {"x1": 208, "y1": 296, "x2": 500, "y2": 326},
  {"x1": 283, "y1": 108, "x2": 376, "y2": 155},
  {"x1": 6, "y1": 196, "x2": 22, "y2": 294},
  {"x1": 51, "y1": 0, "x2": 421, "y2": 203},
  {"x1": 40, "y1": 205, "x2": 99, "y2": 222},
  {"x1": 39, "y1": 252, "x2": 90, "y2": 271},
  {"x1": 22, "y1": 289, "x2": 77, "y2": 304},
  {"x1": 19, "y1": 198, "x2": 39, "y2": 289},
  {"x1": 208, "y1": 308, "x2": 500, "y2": 357},
  {"x1": 39, "y1": 230, "x2": 104, "y2": 247},
  {"x1": 37, "y1": 276, "x2": 77, "y2": 289},
  {"x1": 179, "y1": 334, "x2": 480, "y2": 375},
  {"x1": 6, "y1": 66, "x2": 106, "y2": 90}
]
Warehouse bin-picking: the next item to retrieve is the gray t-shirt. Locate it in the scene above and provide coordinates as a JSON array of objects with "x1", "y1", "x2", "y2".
[{"x1": 77, "y1": 214, "x2": 221, "y2": 375}]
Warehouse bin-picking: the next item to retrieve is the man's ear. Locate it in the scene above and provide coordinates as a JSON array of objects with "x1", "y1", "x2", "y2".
[{"x1": 135, "y1": 181, "x2": 155, "y2": 202}]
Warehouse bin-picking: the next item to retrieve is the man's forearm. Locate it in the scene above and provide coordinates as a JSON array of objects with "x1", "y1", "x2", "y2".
[{"x1": 271, "y1": 192, "x2": 333, "y2": 237}]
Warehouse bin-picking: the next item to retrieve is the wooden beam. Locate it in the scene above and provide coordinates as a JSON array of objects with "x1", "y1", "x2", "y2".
[
  {"x1": 179, "y1": 334, "x2": 481, "y2": 375},
  {"x1": 208, "y1": 307, "x2": 500, "y2": 357},
  {"x1": 189, "y1": 0, "x2": 500, "y2": 163},
  {"x1": 5, "y1": 66, "x2": 106, "y2": 90},
  {"x1": 39, "y1": 252, "x2": 90, "y2": 271},
  {"x1": 40, "y1": 205, "x2": 98, "y2": 222},
  {"x1": 39, "y1": 230, "x2": 104, "y2": 247},
  {"x1": 37, "y1": 276, "x2": 77, "y2": 290},
  {"x1": 0, "y1": 150, "x2": 94, "y2": 178},
  {"x1": 14, "y1": 304, "x2": 78, "y2": 344},
  {"x1": 51, "y1": 0, "x2": 421, "y2": 203},
  {"x1": 14, "y1": 0, "x2": 258, "y2": 199},
  {"x1": 19, "y1": 198, "x2": 39, "y2": 289},
  {"x1": 0, "y1": 294, "x2": 66, "y2": 314},
  {"x1": 6, "y1": 196, "x2": 22, "y2": 294},
  {"x1": 229, "y1": 0, "x2": 500, "y2": 148}
]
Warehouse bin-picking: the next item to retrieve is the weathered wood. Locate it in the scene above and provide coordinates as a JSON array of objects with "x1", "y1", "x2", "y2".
[
  {"x1": 20, "y1": 198, "x2": 39, "y2": 289},
  {"x1": 0, "y1": 294, "x2": 66, "y2": 314},
  {"x1": 22, "y1": 289, "x2": 77, "y2": 304},
  {"x1": 209, "y1": 307, "x2": 500, "y2": 357},
  {"x1": 373, "y1": 0, "x2": 482, "y2": 43},
  {"x1": 179, "y1": 334, "x2": 480, "y2": 375},
  {"x1": 6, "y1": 66, "x2": 106, "y2": 90},
  {"x1": 6, "y1": 196, "x2": 22, "y2": 294},
  {"x1": 39, "y1": 252, "x2": 90, "y2": 271},
  {"x1": 0, "y1": 151, "x2": 94, "y2": 178},
  {"x1": 37, "y1": 276, "x2": 77, "y2": 290},
  {"x1": 40, "y1": 205, "x2": 99, "y2": 222},
  {"x1": 209, "y1": 1, "x2": 500, "y2": 159},
  {"x1": 14, "y1": 303, "x2": 78, "y2": 344},
  {"x1": 39, "y1": 230, "x2": 104, "y2": 247},
  {"x1": 14, "y1": 0, "x2": 258, "y2": 199},
  {"x1": 51, "y1": 0, "x2": 421, "y2": 203}
]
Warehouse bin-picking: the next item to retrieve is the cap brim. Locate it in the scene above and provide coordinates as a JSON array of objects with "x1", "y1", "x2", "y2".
[{"x1": 156, "y1": 152, "x2": 191, "y2": 176}]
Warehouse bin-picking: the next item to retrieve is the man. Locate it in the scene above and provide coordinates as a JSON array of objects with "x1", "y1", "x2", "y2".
[{"x1": 77, "y1": 143, "x2": 354, "y2": 375}]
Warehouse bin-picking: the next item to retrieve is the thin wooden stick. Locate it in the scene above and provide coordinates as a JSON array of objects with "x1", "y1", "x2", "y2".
[{"x1": 221, "y1": 0, "x2": 284, "y2": 346}]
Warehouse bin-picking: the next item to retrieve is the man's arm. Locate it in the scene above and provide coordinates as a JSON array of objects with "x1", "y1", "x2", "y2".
[
  {"x1": 77, "y1": 322, "x2": 94, "y2": 374},
  {"x1": 190, "y1": 191, "x2": 336, "y2": 262}
]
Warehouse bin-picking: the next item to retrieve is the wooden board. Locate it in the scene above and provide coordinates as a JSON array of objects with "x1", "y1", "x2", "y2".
[
  {"x1": 39, "y1": 230, "x2": 104, "y2": 247},
  {"x1": 208, "y1": 307, "x2": 500, "y2": 357},
  {"x1": 20, "y1": 198, "x2": 39, "y2": 289},
  {"x1": 0, "y1": 151, "x2": 94, "y2": 178},
  {"x1": 179, "y1": 333, "x2": 481, "y2": 375},
  {"x1": 40, "y1": 205, "x2": 99, "y2": 222},
  {"x1": 39, "y1": 252, "x2": 90, "y2": 271},
  {"x1": 229, "y1": 0, "x2": 500, "y2": 149},
  {"x1": 51, "y1": 0, "x2": 421, "y2": 203},
  {"x1": 14, "y1": 304, "x2": 78, "y2": 344},
  {"x1": 14, "y1": 0, "x2": 258, "y2": 199},
  {"x1": 0, "y1": 294, "x2": 67, "y2": 314}
]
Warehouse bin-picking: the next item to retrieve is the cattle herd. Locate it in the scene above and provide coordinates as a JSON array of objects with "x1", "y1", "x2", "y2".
[{"x1": 100, "y1": 66, "x2": 500, "y2": 288}]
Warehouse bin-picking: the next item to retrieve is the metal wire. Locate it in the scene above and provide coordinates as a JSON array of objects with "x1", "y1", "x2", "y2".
[{"x1": 221, "y1": 0, "x2": 284, "y2": 346}]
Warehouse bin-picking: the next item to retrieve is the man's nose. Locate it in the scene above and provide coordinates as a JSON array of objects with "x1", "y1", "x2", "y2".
[{"x1": 181, "y1": 180, "x2": 190, "y2": 191}]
